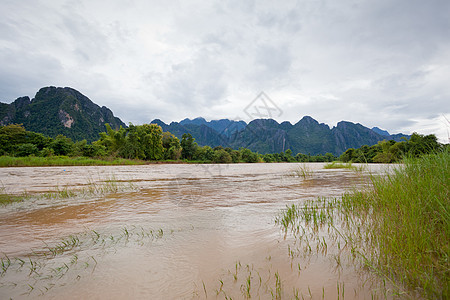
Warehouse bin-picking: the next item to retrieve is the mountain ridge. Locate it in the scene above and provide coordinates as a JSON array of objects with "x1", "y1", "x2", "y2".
[
  {"x1": 0, "y1": 86, "x2": 126, "y2": 142},
  {"x1": 153, "y1": 116, "x2": 409, "y2": 155},
  {"x1": 1, "y1": 86, "x2": 409, "y2": 154}
]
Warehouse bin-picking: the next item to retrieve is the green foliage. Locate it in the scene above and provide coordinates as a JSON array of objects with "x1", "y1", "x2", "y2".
[
  {"x1": 74, "y1": 140, "x2": 106, "y2": 157},
  {"x1": 212, "y1": 149, "x2": 232, "y2": 163},
  {"x1": 342, "y1": 150, "x2": 450, "y2": 298},
  {"x1": 228, "y1": 148, "x2": 241, "y2": 163},
  {"x1": 339, "y1": 133, "x2": 441, "y2": 163},
  {"x1": 181, "y1": 133, "x2": 197, "y2": 160},
  {"x1": 0, "y1": 124, "x2": 51, "y2": 156},
  {"x1": 1, "y1": 123, "x2": 442, "y2": 167},
  {"x1": 263, "y1": 153, "x2": 275, "y2": 162},
  {"x1": 195, "y1": 145, "x2": 215, "y2": 161},
  {"x1": 240, "y1": 148, "x2": 260, "y2": 163},
  {"x1": 407, "y1": 132, "x2": 440, "y2": 157},
  {"x1": 50, "y1": 135, "x2": 74, "y2": 156},
  {"x1": 162, "y1": 132, "x2": 181, "y2": 160},
  {"x1": 96, "y1": 123, "x2": 164, "y2": 160},
  {"x1": 278, "y1": 150, "x2": 449, "y2": 298},
  {"x1": 139, "y1": 124, "x2": 164, "y2": 160}
]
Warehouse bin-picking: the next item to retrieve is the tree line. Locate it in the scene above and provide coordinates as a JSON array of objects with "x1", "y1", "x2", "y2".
[
  {"x1": 0, "y1": 123, "x2": 443, "y2": 163},
  {"x1": 339, "y1": 133, "x2": 443, "y2": 163}
]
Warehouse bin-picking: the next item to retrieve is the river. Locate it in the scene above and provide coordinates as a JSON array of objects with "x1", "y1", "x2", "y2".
[{"x1": 0, "y1": 163, "x2": 392, "y2": 299}]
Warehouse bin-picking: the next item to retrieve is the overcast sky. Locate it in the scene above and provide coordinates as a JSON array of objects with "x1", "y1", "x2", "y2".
[{"x1": 1, "y1": 0, "x2": 449, "y2": 142}]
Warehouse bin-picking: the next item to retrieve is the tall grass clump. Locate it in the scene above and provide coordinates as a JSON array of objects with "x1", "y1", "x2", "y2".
[
  {"x1": 323, "y1": 161, "x2": 355, "y2": 169},
  {"x1": 290, "y1": 165, "x2": 313, "y2": 179},
  {"x1": 341, "y1": 150, "x2": 449, "y2": 298}
]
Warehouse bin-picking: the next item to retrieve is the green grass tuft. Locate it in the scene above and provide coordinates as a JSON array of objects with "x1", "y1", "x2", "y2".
[
  {"x1": 323, "y1": 161, "x2": 355, "y2": 170},
  {"x1": 342, "y1": 150, "x2": 449, "y2": 298},
  {"x1": 278, "y1": 150, "x2": 449, "y2": 298}
]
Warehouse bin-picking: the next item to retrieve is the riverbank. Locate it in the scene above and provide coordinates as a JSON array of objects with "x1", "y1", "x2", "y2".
[
  {"x1": 278, "y1": 150, "x2": 449, "y2": 298},
  {"x1": 0, "y1": 156, "x2": 223, "y2": 167},
  {"x1": 0, "y1": 156, "x2": 146, "y2": 167},
  {"x1": 0, "y1": 155, "x2": 337, "y2": 167},
  {"x1": 352, "y1": 150, "x2": 449, "y2": 298}
]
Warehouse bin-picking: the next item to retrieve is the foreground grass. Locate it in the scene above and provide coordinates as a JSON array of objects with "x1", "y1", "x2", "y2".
[
  {"x1": 278, "y1": 150, "x2": 449, "y2": 298},
  {"x1": 0, "y1": 156, "x2": 147, "y2": 167},
  {"x1": 344, "y1": 150, "x2": 449, "y2": 298}
]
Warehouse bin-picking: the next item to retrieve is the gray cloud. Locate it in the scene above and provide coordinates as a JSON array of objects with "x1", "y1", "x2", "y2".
[{"x1": 0, "y1": 0, "x2": 449, "y2": 141}]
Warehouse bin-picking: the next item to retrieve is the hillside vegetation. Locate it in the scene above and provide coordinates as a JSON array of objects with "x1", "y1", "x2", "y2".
[{"x1": 0, "y1": 122, "x2": 442, "y2": 166}]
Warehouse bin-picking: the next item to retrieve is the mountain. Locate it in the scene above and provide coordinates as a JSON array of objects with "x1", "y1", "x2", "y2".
[
  {"x1": 153, "y1": 116, "x2": 409, "y2": 155},
  {"x1": 0, "y1": 86, "x2": 126, "y2": 142},
  {"x1": 151, "y1": 119, "x2": 226, "y2": 147},
  {"x1": 179, "y1": 117, "x2": 246, "y2": 137},
  {"x1": 228, "y1": 117, "x2": 407, "y2": 155},
  {"x1": 0, "y1": 86, "x2": 410, "y2": 154},
  {"x1": 371, "y1": 126, "x2": 390, "y2": 136}
]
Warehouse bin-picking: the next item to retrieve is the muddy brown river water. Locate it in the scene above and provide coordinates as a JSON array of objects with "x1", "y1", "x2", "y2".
[{"x1": 0, "y1": 163, "x2": 394, "y2": 299}]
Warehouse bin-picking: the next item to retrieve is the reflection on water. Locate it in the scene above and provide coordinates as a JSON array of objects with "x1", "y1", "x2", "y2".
[{"x1": 0, "y1": 163, "x2": 392, "y2": 299}]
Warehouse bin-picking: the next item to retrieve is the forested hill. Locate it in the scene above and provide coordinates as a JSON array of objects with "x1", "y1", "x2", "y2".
[
  {"x1": 0, "y1": 87, "x2": 125, "y2": 142},
  {"x1": 1, "y1": 86, "x2": 409, "y2": 154}
]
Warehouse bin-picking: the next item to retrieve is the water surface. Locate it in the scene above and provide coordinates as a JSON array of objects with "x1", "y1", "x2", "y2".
[{"x1": 0, "y1": 163, "x2": 391, "y2": 299}]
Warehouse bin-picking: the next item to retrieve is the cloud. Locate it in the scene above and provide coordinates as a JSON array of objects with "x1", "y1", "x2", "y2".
[{"x1": 0, "y1": 0, "x2": 449, "y2": 142}]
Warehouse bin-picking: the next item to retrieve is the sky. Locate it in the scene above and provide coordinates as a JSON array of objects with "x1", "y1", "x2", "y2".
[{"x1": 0, "y1": 0, "x2": 449, "y2": 142}]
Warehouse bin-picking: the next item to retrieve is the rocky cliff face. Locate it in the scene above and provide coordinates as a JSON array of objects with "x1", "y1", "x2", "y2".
[{"x1": 0, "y1": 87, "x2": 126, "y2": 142}]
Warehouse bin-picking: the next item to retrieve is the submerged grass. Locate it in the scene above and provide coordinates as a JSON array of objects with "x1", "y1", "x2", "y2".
[
  {"x1": 0, "y1": 176, "x2": 137, "y2": 206},
  {"x1": 0, "y1": 192, "x2": 24, "y2": 205},
  {"x1": 0, "y1": 226, "x2": 168, "y2": 296},
  {"x1": 278, "y1": 150, "x2": 449, "y2": 298},
  {"x1": 290, "y1": 164, "x2": 313, "y2": 179},
  {"x1": 324, "y1": 161, "x2": 355, "y2": 169},
  {"x1": 323, "y1": 161, "x2": 369, "y2": 173}
]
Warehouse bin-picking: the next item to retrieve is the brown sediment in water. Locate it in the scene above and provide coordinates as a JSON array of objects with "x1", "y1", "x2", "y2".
[{"x1": 0, "y1": 163, "x2": 395, "y2": 299}]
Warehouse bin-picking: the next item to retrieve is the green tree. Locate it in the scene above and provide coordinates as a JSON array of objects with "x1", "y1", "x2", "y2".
[
  {"x1": 15, "y1": 143, "x2": 39, "y2": 157},
  {"x1": 229, "y1": 149, "x2": 241, "y2": 163},
  {"x1": 181, "y1": 133, "x2": 197, "y2": 160},
  {"x1": 325, "y1": 152, "x2": 335, "y2": 162},
  {"x1": 240, "y1": 148, "x2": 259, "y2": 163},
  {"x1": 263, "y1": 153, "x2": 275, "y2": 162},
  {"x1": 195, "y1": 146, "x2": 214, "y2": 161},
  {"x1": 408, "y1": 133, "x2": 440, "y2": 157},
  {"x1": 51, "y1": 135, "x2": 74, "y2": 156},
  {"x1": 340, "y1": 148, "x2": 355, "y2": 162},
  {"x1": 162, "y1": 132, "x2": 181, "y2": 160},
  {"x1": 97, "y1": 123, "x2": 127, "y2": 155},
  {"x1": 140, "y1": 124, "x2": 164, "y2": 160},
  {"x1": 295, "y1": 153, "x2": 308, "y2": 162},
  {"x1": 0, "y1": 124, "x2": 50, "y2": 155},
  {"x1": 212, "y1": 149, "x2": 232, "y2": 163},
  {"x1": 285, "y1": 149, "x2": 294, "y2": 162},
  {"x1": 119, "y1": 125, "x2": 143, "y2": 159}
]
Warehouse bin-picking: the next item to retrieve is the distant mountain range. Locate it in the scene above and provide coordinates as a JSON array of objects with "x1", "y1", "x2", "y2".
[
  {"x1": 1, "y1": 86, "x2": 409, "y2": 154},
  {"x1": 153, "y1": 117, "x2": 409, "y2": 155}
]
